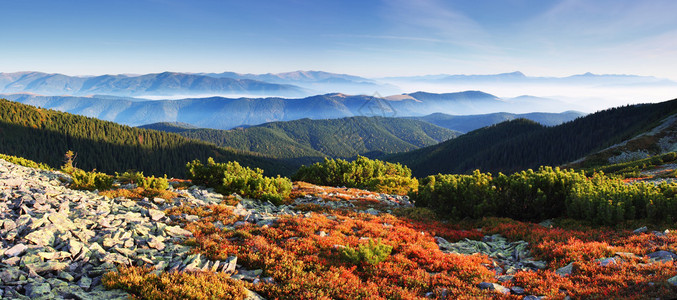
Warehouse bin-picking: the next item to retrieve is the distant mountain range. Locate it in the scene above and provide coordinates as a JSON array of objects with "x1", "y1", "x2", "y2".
[
  {"x1": 2, "y1": 91, "x2": 579, "y2": 130},
  {"x1": 199, "y1": 70, "x2": 399, "y2": 95},
  {"x1": 0, "y1": 71, "x2": 305, "y2": 97},
  {"x1": 140, "y1": 116, "x2": 460, "y2": 165},
  {"x1": 2, "y1": 70, "x2": 674, "y2": 100},
  {"x1": 381, "y1": 71, "x2": 677, "y2": 87}
]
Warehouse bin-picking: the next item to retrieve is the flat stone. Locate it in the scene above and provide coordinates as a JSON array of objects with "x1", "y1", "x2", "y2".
[
  {"x1": 148, "y1": 237, "x2": 166, "y2": 251},
  {"x1": 69, "y1": 240, "x2": 85, "y2": 257},
  {"x1": 25, "y1": 228, "x2": 56, "y2": 246},
  {"x1": 48, "y1": 212, "x2": 76, "y2": 231},
  {"x1": 37, "y1": 251, "x2": 71, "y2": 260},
  {"x1": 103, "y1": 252, "x2": 131, "y2": 265},
  {"x1": 165, "y1": 225, "x2": 193, "y2": 237},
  {"x1": 27, "y1": 261, "x2": 69, "y2": 273},
  {"x1": 5, "y1": 243, "x2": 28, "y2": 257},
  {"x1": 148, "y1": 209, "x2": 165, "y2": 221}
]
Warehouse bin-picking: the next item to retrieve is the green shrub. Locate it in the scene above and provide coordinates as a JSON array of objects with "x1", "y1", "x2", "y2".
[
  {"x1": 415, "y1": 170, "x2": 496, "y2": 219},
  {"x1": 186, "y1": 158, "x2": 292, "y2": 205},
  {"x1": 116, "y1": 171, "x2": 169, "y2": 190},
  {"x1": 68, "y1": 169, "x2": 115, "y2": 191},
  {"x1": 0, "y1": 153, "x2": 52, "y2": 170},
  {"x1": 293, "y1": 156, "x2": 418, "y2": 195},
  {"x1": 340, "y1": 238, "x2": 392, "y2": 265}
]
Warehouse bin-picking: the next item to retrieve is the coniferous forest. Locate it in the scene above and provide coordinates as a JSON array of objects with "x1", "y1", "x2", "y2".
[{"x1": 0, "y1": 99, "x2": 293, "y2": 177}]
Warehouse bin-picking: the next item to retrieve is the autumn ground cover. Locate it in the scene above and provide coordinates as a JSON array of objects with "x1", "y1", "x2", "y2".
[{"x1": 102, "y1": 181, "x2": 677, "y2": 299}]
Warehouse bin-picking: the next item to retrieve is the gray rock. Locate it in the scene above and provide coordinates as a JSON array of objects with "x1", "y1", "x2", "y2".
[
  {"x1": 148, "y1": 209, "x2": 165, "y2": 221},
  {"x1": 647, "y1": 250, "x2": 677, "y2": 262},
  {"x1": 222, "y1": 256, "x2": 237, "y2": 274},
  {"x1": 78, "y1": 276, "x2": 92, "y2": 290},
  {"x1": 510, "y1": 286, "x2": 525, "y2": 295},
  {"x1": 0, "y1": 266, "x2": 23, "y2": 282},
  {"x1": 596, "y1": 257, "x2": 617, "y2": 266},
  {"x1": 25, "y1": 229, "x2": 56, "y2": 246},
  {"x1": 5, "y1": 243, "x2": 28, "y2": 257},
  {"x1": 556, "y1": 263, "x2": 574, "y2": 276},
  {"x1": 668, "y1": 275, "x2": 677, "y2": 287},
  {"x1": 25, "y1": 281, "x2": 51, "y2": 298},
  {"x1": 165, "y1": 225, "x2": 193, "y2": 237},
  {"x1": 57, "y1": 271, "x2": 75, "y2": 282},
  {"x1": 478, "y1": 282, "x2": 510, "y2": 294},
  {"x1": 633, "y1": 226, "x2": 648, "y2": 234}
]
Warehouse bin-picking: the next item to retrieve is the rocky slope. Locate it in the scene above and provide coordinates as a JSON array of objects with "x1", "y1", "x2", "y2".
[{"x1": 3, "y1": 158, "x2": 677, "y2": 299}]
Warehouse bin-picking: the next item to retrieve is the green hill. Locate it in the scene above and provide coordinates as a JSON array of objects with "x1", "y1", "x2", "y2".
[
  {"x1": 0, "y1": 99, "x2": 293, "y2": 177},
  {"x1": 141, "y1": 117, "x2": 460, "y2": 164},
  {"x1": 389, "y1": 99, "x2": 677, "y2": 177}
]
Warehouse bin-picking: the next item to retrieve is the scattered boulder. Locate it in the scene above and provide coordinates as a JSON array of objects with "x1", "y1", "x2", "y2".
[
  {"x1": 633, "y1": 226, "x2": 648, "y2": 234},
  {"x1": 478, "y1": 282, "x2": 510, "y2": 294},
  {"x1": 556, "y1": 263, "x2": 574, "y2": 277},
  {"x1": 647, "y1": 250, "x2": 677, "y2": 263},
  {"x1": 5, "y1": 243, "x2": 28, "y2": 257}
]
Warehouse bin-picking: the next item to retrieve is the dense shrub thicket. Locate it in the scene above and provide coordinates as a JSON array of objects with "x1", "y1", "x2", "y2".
[
  {"x1": 186, "y1": 158, "x2": 292, "y2": 205},
  {"x1": 293, "y1": 156, "x2": 418, "y2": 195},
  {"x1": 413, "y1": 166, "x2": 677, "y2": 224}
]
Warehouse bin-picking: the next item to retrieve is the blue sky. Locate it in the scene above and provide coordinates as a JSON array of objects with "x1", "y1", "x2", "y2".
[{"x1": 2, "y1": 0, "x2": 677, "y2": 79}]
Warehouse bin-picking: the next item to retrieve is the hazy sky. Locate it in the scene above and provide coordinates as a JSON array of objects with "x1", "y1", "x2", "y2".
[{"x1": 2, "y1": 0, "x2": 677, "y2": 79}]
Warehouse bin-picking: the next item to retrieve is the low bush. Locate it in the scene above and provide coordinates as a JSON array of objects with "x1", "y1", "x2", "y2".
[
  {"x1": 102, "y1": 266, "x2": 248, "y2": 299},
  {"x1": 340, "y1": 238, "x2": 393, "y2": 266},
  {"x1": 68, "y1": 168, "x2": 115, "y2": 191},
  {"x1": 116, "y1": 171, "x2": 169, "y2": 190},
  {"x1": 186, "y1": 158, "x2": 292, "y2": 205},
  {"x1": 293, "y1": 156, "x2": 418, "y2": 195},
  {"x1": 0, "y1": 153, "x2": 52, "y2": 170}
]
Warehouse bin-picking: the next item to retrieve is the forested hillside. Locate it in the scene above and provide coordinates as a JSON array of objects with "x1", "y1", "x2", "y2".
[
  {"x1": 410, "y1": 111, "x2": 584, "y2": 133},
  {"x1": 0, "y1": 99, "x2": 292, "y2": 177},
  {"x1": 389, "y1": 99, "x2": 677, "y2": 176},
  {"x1": 141, "y1": 117, "x2": 459, "y2": 164}
]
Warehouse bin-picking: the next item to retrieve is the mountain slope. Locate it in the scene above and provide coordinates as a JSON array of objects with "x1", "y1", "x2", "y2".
[
  {"x1": 411, "y1": 111, "x2": 585, "y2": 133},
  {"x1": 389, "y1": 98, "x2": 677, "y2": 176},
  {"x1": 0, "y1": 99, "x2": 293, "y2": 177},
  {"x1": 141, "y1": 117, "x2": 460, "y2": 163}
]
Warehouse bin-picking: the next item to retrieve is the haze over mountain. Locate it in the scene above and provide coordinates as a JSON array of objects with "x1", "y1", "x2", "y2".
[
  {"x1": 3, "y1": 91, "x2": 578, "y2": 130},
  {"x1": 2, "y1": 70, "x2": 674, "y2": 112},
  {"x1": 199, "y1": 70, "x2": 400, "y2": 96}
]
